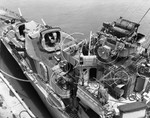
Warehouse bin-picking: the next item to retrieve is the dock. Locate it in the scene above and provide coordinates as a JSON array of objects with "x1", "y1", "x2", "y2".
[{"x1": 0, "y1": 72, "x2": 36, "y2": 118}]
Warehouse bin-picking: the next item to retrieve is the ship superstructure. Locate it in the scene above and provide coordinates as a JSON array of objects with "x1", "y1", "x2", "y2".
[{"x1": 58, "y1": 17, "x2": 150, "y2": 118}]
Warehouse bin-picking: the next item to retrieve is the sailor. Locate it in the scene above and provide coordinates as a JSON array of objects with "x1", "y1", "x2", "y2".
[
  {"x1": 41, "y1": 33, "x2": 54, "y2": 51},
  {"x1": 46, "y1": 33, "x2": 57, "y2": 46},
  {"x1": 51, "y1": 32, "x2": 57, "y2": 44},
  {"x1": 48, "y1": 35, "x2": 53, "y2": 44},
  {"x1": 69, "y1": 77, "x2": 79, "y2": 112},
  {"x1": 97, "y1": 84, "x2": 109, "y2": 105}
]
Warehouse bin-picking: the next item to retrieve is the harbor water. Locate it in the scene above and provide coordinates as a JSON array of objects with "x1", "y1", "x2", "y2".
[
  {"x1": 1, "y1": 0, "x2": 150, "y2": 118},
  {"x1": 1, "y1": 0, "x2": 150, "y2": 39}
]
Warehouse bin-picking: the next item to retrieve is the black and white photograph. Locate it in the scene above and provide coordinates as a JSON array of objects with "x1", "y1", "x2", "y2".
[{"x1": 1, "y1": 0, "x2": 150, "y2": 118}]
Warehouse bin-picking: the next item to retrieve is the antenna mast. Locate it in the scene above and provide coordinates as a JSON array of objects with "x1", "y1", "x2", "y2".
[
  {"x1": 138, "y1": 8, "x2": 150, "y2": 24},
  {"x1": 88, "y1": 31, "x2": 92, "y2": 55}
]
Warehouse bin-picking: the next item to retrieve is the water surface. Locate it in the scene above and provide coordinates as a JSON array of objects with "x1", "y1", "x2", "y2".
[{"x1": 1, "y1": 0, "x2": 150, "y2": 38}]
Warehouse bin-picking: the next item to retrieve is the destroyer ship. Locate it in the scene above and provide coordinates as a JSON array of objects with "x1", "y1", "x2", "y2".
[{"x1": 0, "y1": 7, "x2": 150, "y2": 118}]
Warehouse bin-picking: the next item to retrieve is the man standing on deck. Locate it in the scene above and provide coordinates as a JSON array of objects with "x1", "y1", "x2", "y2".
[{"x1": 97, "y1": 84, "x2": 109, "y2": 105}]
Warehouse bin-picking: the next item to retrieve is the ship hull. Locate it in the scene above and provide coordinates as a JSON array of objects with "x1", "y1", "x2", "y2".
[
  {"x1": 30, "y1": 80, "x2": 67, "y2": 118},
  {"x1": 0, "y1": 40, "x2": 69, "y2": 118}
]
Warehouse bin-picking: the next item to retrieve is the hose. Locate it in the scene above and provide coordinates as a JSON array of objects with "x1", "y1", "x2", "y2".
[
  {"x1": 19, "y1": 110, "x2": 36, "y2": 118},
  {"x1": 0, "y1": 68, "x2": 32, "y2": 82}
]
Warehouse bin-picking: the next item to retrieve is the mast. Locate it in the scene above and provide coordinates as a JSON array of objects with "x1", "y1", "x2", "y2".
[
  {"x1": 88, "y1": 31, "x2": 92, "y2": 55},
  {"x1": 138, "y1": 8, "x2": 150, "y2": 24}
]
